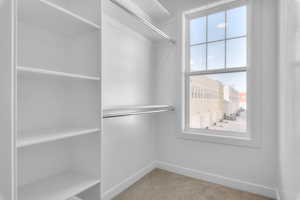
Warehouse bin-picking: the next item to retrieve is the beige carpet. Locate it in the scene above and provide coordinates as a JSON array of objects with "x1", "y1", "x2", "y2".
[{"x1": 113, "y1": 169, "x2": 273, "y2": 200}]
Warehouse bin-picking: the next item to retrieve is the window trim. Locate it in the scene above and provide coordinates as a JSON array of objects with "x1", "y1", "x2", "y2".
[{"x1": 180, "y1": 0, "x2": 263, "y2": 148}]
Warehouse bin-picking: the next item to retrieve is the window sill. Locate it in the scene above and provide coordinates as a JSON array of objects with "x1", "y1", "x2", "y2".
[{"x1": 178, "y1": 129, "x2": 261, "y2": 148}]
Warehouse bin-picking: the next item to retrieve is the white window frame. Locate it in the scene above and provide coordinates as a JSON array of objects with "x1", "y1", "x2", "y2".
[{"x1": 180, "y1": 0, "x2": 262, "y2": 147}]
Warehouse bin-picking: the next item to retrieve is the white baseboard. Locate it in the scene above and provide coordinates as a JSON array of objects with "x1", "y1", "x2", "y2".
[
  {"x1": 101, "y1": 161, "x2": 157, "y2": 200},
  {"x1": 102, "y1": 161, "x2": 277, "y2": 199},
  {"x1": 157, "y1": 161, "x2": 277, "y2": 199}
]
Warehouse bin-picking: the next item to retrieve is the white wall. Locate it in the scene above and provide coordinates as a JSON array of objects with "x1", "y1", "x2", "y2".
[
  {"x1": 278, "y1": 0, "x2": 300, "y2": 199},
  {"x1": 155, "y1": 0, "x2": 278, "y2": 198},
  {"x1": 0, "y1": 0, "x2": 14, "y2": 199},
  {"x1": 101, "y1": 16, "x2": 158, "y2": 199}
]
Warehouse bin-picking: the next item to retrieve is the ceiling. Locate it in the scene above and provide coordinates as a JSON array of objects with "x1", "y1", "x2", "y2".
[{"x1": 159, "y1": 0, "x2": 219, "y2": 16}]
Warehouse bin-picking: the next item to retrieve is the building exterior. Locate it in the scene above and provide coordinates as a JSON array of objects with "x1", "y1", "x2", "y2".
[
  {"x1": 190, "y1": 76, "x2": 224, "y2": 129},
  {"x1": 239, "y1": 92, "x2": 247, "y2": 109},
  {"x1": 223, "y1": 86, "x2": 241, "y2": 118},
  {"x1": 189, "y1": 76, "x2": 245, "y2": 129}
]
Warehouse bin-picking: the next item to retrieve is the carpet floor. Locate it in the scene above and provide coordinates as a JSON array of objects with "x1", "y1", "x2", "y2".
[{"x1": 113, "y1": 169, "x2": 273, "y2": 200}]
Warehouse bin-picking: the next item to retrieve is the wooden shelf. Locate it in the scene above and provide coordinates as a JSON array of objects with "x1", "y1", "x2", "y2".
[
  {"x1": 17, "y1": 66, "x2": 100, "y2": 81},
  {"x1": 18, "y1": 171, "x2": 100, "y2": 200},
  {"x1": 18, "y1": 0, "x2": 100, "y2": 35},
  {"x1": 17, "y1": 128, "x2": 100, "y2": 148}
]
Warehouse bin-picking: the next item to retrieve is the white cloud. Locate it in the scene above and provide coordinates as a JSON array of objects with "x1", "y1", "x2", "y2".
[{"x1": 216, "y1": 23, "x2": 226, "y2": 29}]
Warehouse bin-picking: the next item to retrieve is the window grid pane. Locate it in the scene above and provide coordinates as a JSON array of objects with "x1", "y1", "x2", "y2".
[
  {"x1": 189, "y1": 72, "x2": 247, "y2": 132},
  {"x1": 190, "y1": 44, "x2": 206, "y2": 71},
  {"x1": 189, "y1": 6, "x2": 247, "y2": 73},
  {"x1": 190, "y1": 16, "x2": 207, "y2": 45},
  {"x1": 227, "y1": 6, "x2": 247, "y2": 38},
  {"x1": 207, "y1": 41, "x2": 225, "y2": 70},
  {"x1": 226, "y1": 37, "x2": 247, "y2": 68},
  {"x1": 207, "y1": 11, "x2": 226, "y2": 42}
]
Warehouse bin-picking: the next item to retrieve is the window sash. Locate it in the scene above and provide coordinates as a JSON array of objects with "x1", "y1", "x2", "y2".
[
  {"x1": 186, "y1": 0, "x2": 247, "y2": 20},
  {"x1": 190, "y1": 35, "x2": 246, "y2": 47},
  {"x1": 188, "y1": 66, "x2": 246, "y2": 76},
  {"x1": 185, "y1": 70, "x2": 248, "y2": 132},
  {"x1": 187, "y1": 2, "x2": 247, "y2": 74},
  {"x1": 189, "y1": 38, "x2": 247, "y2": 73},
  {"x1": 185, "y1": 2, "x2": 248, "y2": 133}
]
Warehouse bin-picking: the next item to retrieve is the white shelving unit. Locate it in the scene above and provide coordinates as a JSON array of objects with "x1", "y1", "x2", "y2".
[
  {"x1": 18, "y1": 0, "x2": 100, "y2": 35},
  {"x1": 16, "y1": 0, "x2": 102, "y2": 199},
  {"x1": 17, "y1": 66, "x2": 100, "y2": 81},
  {"x1": 130, "y1": 0, "x2": 170, "y2": 22},
  {"x1": 18, "y1": 171, "x2": 100, "y2": 200},
  {"x1": 0, "y1": 0, "x2": 177, "y2": 199},
  {"x1": 17, "y1": 128, "x2": 100, "y2": 148},
  {"x1": 103, "y1": 0, "x2": 175, "y2": 43}
]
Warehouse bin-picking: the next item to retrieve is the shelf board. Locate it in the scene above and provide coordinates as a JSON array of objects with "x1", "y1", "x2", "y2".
[
  {"x1": 18, "y1": 171, "x2": 100, "y2": 200},
  {"x1": 17, "y1": 128, "x2": 100, "y2": 148},
  {"x1": 130, "y1": 0, "x2": 170, "y2": 22},
  {"x1": 103, "y1": 0, "x2": 175, "y2": 44},
  {"x1": 17, "y1": 66, "x2": 100, "y2": 81},
  {"x1": 68, "y1": 197, "x2": 83, "y2": 200},
  {"x1": 18, "y1": 0, "x2": 100, "y2": 35},
  {"x1": 103, "y1": 105, "x2": 175, "y2": 118}
]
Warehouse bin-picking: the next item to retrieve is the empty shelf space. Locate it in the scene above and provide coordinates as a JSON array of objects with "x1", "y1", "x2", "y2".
[
  {"x1": 17, "y1": 128, "x2": 100, "y2": 148},
  {"x1": 18, "y1": 0, "x2": 100, "y2": 35},
  {"x1": 17, "y1": 66, "x2": 100, "y2": 81},
  {"x1": 18, "y1": 171, "x2": 100, "y2": 200},
  {"x1": 103, "y1": 105, "x2": 175, "y2": 118}
]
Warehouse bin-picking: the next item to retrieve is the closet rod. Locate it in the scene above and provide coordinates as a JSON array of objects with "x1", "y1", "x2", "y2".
[
  {"x1": 103, "y1": 106, "x2": 175, "y2": 119},
  {"x1": 110, "y1": 0, "x2": 176, "y2": 44}
]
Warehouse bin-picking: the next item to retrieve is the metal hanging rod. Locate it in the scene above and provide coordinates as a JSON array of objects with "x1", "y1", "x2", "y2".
[
  {"x1": 110, "y1": 0, "x2": 176, "y2": 44},
  {"x1": 103, "y1": 105, "x2": 175, "y2": 119}
]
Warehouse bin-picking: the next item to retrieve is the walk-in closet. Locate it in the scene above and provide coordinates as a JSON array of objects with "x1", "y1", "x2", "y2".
[{"x1": 0, "y1": 0, "x2": 298, "y2": 199}]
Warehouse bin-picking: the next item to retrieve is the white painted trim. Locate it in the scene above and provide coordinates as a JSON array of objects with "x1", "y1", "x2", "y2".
[
  {"x1": 180, "y1": 0, "x2": 263, "y2": 148},
  {"x1": 101, "y1": 162, "x2": 157, "y2": 200},
  {"x1": 109, "y1": 0, "x2": 152, "y2": 22},
  {"x1": 276, "y1": 190, "x2": 281, "y2": 200},
  {"x1": 17, "y1": 66, "x2": 100, "y2": 81},
  {"x1": 12, "y1": 0, "x2": 17, "y2": 199},
  {"x1": 152, "y1": 0, "x2": 171, "y2": 16},
  {"x1": 39, "y1": 0, "x2": 100, "y2": 29},
  {"x1": 156, "y1": 161, "x2": 277, "y2": 199},
  {"x1": 102, "y1": 161, "x2": 277, "y2": 199},
  {"x1": 184, "y1": 0, "x2": 246, "y2": 16}
]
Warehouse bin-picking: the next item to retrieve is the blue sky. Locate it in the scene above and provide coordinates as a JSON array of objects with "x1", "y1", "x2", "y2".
[
  {"x1": 208, "y1": 72, "x2": 247, "y2": 93},
  {"x1": 190, "y1": 6, "x2": 247, "y2": 93}
]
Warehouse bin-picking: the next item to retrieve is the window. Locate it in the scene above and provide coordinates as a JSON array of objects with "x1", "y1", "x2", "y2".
[{"x1": 186, "y1": 2, "x2": 248, "y2": 134}]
